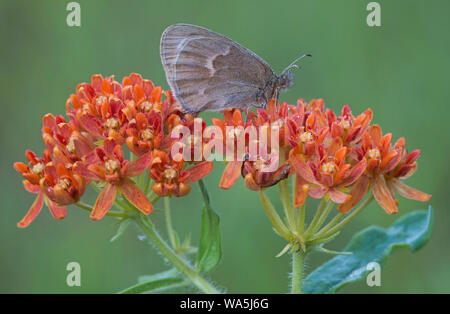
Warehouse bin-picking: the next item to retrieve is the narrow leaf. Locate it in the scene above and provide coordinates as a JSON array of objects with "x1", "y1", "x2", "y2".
[
  {"x1": 195, "y1": 180, "x2": 222, "y2": 273},
  {"x1": 110, "y1": 220, "x2": 130, "y2": 242},
  {"x1": 303, "y1": 206, "x2": 433, "y2": 294},
  {"x1": 119, "y1": 269, "x2": 184, "y2": 294},
  {"x1": 195, "y1": 205, "x2": 222, "y2": 273}
]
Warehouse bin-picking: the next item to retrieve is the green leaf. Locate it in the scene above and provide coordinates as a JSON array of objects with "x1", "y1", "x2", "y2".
[
  {"x1": 303, "y1": 206, "x2": 433, "y2": 294},
  {"x1": 138, "y1": 268, "x2": 178, "y2": 283},
  {"x1": 118, "y1": 269, "x2": 185, "y2": 294},
  {"x1": 195, "y1": 205, "x2": 222, "y2": 273},
  {"x1": 110, "y1": 220, "x2": 130, "y2": 242}
]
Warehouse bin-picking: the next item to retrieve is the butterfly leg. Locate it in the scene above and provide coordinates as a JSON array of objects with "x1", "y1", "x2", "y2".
[{"x1": 274, "y1": 88, "x2": 280, "y2": 113}]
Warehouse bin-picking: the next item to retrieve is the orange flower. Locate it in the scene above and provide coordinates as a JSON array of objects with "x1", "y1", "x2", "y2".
[
  {"x1": 126, "y1": 112, "x2": 164, "y2": 156},
  {"x1": 42, "y1": 113, "x2": 94, "y2": 163},
  {"x1": 242, "y1": 157, "x2": 291, "y2": 191},
  {"x1": 287, "y1": 99, "x2": 329, "y2": 157},
  {"x1": 215, "y1": 100, "x2": 292, "y2": 190},
  {"x1": 150, "y1": 150, "x2": 213, "y2": 197},
  {"x1": 74, "y1": 139, "x2": 153, "y2": 220},
  {"x1": 66, "y1": 74, "x2": 129, "y2": 143},
  {"x1": 327, "y1": 105, "x2": 373, "y2": 145},
  {"x1": 290, "y1": 139, "x2": 366, "y2": 204},
  {"x1": 14, "y1": 150, "x2": 78, "y2": 228},
  {"x1": 213, "y1": 108, "x2": 254, "y2": 189},
  {"x1": 339, "y1": 125, "x2": 431, "y2": 214}
]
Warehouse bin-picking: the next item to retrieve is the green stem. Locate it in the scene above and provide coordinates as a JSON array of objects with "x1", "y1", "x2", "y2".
[
  {"x1": 314, "y1": 212, "x2": 345, "y2": 236},
  {"x1": 304, "y1": 197, "x2": 328, "y2": 238},
  {"x1": 73, "y1": 202, "x2": 128, "y2": 218},
  {"x1": 164, "y1": 197, "x2": 177, "y2": 249},
  {"x1": 310, "y1": 200, "x2": 334, "y2": 236},
  {"x1": 279, "y1": 180, "x2": 296, "y2": 232},
  {"x1": 291, "y1": 251, "x2": 305, "y2": 294},
  {"x1": 143, "y1": 171, "x2": 152, "y2": 195},
  {"x1": 297, "y1": 203, "x2": 306, "y2": 233},
  {"x1": 312, "y1": 194, "x2": 374, "y2": 241},
  {"x1": 134, "y1": 214, "x2": 219, "y2": 294},
  {"x1": 258, "y1": 190, "x2": 291, "y2": 241}
]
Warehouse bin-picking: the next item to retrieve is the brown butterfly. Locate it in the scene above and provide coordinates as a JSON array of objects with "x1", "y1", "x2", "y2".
[{"x1": 160, "y1": 23, "x2": 310, "y2": 114}]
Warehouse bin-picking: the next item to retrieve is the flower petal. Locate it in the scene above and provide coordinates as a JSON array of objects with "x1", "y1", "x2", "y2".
[
  {"x1": 338, "y1": 174, "x2": 370, "y2": 213},
  {"x1": 308, "y1": 185, "x2": 328, "y2": 199},
  {"x1": 219, "y1": 161, "x2": 242, "y2": 189},
  {"x1": 73, "y1": 162, "x2": 103, "y2": 181},
  {"x1": 18, "y1": 192, "x2": 44, "y2": 228},
  {"x1": 23, "y1": 180, "x2": 41, "y2": 194},
  {"x1": 91, "y1": 183, "x2": 117, "y2": 220},
  {"x1": 294, "y1": 174, "x2": 309, "y2": 207},
  {"x1": 328, "y1": 188, "x2": 350, "y2": 204},
  {"x1": 340, "y1": 159, "x2": 367, "y2": 187},
  {"x1": 244, "y1": 173, "x2": 261, "y2": 191},
  {"x1": 46, "y1": 199, "x2": 67, "y2": 220},
  {"x1": 120, "y1": 179, "x2": 153, "y2": 214},
  {"x1": 389, "y1": 178, "x2": 431, "y2": 202},
  {"x1": 372, "y1": 174, "x2": 398, "y2": 214},
  {"x1": 289, "y1": 155, "x2": 319, "y2": 184},
  {"x1": 184, "y1": 161, "x2": 213, "y2": 184},
  {"x1": 125, "y1": 152, "x2": 152, "y2": 177}
]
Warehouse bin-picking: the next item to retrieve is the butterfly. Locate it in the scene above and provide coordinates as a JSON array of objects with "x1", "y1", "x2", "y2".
[{"x1": 160, "y1": 23, "x2": 310, "y2": 114}]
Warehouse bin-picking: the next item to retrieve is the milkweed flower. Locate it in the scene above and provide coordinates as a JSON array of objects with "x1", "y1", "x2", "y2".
[
  {"x1": 42, "y1": 113, "x2": 94, "y2": 163},
  {"x1": 339, "y1": 125, "x2": 431, "y2": 214},
  {"x1": 214, "y1": 97, "x2": 430, "y2": 216},
  {"x1": 150, "y1": 150, "x2": 213, "y2": 197},
  {"x1": 66, "y1": 75, "x2": 129, "y2": 143},
  {"x1": 214, "y1": 100, "x2": 292, "y2": 190},
  {"x1": 212, "y1": 108, "x2": 254, "y2": 189},
  {"x1": 74, "y1": 139, "x2": 153, "y2": 220},
  {"x1": 13, "y1": 150, "x2": 85, "y2": 228},
  {"x1": 290, "y1": 141, "x2": 366, "y2": 204}
]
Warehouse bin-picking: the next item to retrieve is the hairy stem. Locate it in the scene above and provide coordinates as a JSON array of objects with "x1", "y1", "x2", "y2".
[
  {"x1": 291, "y1": 251, "x2": 305, "y2": 294},
  {"x1": 134, "y1": 213, "x2": 219, "y2": 294},
  {"x1": 164, "y1": 196, "x2": 177, "y2": 249}
]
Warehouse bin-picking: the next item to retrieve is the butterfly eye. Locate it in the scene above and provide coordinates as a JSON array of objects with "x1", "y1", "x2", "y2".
[{"x1": 280, "y1": 71, "x2": 294, "y2": 91}]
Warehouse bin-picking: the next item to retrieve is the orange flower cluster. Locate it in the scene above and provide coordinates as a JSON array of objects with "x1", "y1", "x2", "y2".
[
  {"x1": 14, "y1": 72, "x2": 431, "y2": 227},
  {"x1": 218, "y1": 99, "x2": 431, "y2": 214},
  {"x1": 14, "y1": 74, "x2": 213, "y2": 227}
]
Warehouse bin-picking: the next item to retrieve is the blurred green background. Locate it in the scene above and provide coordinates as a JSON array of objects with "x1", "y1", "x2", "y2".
[{"x1": 1, "y1": 0, "x2": 449, "y2": 293}]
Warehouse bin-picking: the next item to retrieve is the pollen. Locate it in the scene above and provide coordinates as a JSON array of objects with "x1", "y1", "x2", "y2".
[
  {"x1": 141, "y1": 129, "x2": 153, "y2": 141},
  {"x1": 141, "y1": 101, "x2": 152, "y2": 112},
  {"x1": 321, "y1": 162, "x2": 335, "y2": 174},
  {"x1": 164, "y1": 168, "x2": 177, "y2": 179},
  {"x1": 57, "y1": 178, "x2": 71, "y2": 190},
  {"x1": 31, "y1": 163, "x2": 44, "y2": 175},
  {"x1": 105, "y1": 159, "x2": 120, "y2": 173},
  {"x1": 368, "y1": 148, "x2": 381, "y2": 160},
  {"x1": 96, "y1": 96, "x2": 107, "y2": 105},
  {"x1": 67, "y1": 137, "x2": 76, "y2": 154},
  {"x1": 341, "y1": 120, "x2": 351, "y2": 130},
  {"x1": 299, "y1": 132, "x2": 313, "y2": 143},
  {"x1": 105, "y1": 118, "x2": 119, "y2": 130}
]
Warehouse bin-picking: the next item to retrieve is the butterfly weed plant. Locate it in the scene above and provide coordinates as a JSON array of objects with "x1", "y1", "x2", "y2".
[{"x1": 14, "y1": 73, "x2": 433, "y2": 294}]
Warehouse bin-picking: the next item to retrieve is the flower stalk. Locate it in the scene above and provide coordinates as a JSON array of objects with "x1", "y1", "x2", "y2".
[
  {"x1": 133, "y1": 213, "x2": 219, "y2": 294},
  {"x1": 291, "y1": 250, "x2": 305, "y2": 294}
]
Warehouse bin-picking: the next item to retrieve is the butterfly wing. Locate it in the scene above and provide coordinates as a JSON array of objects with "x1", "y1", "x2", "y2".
[{"x1": 160, "y1": 24, "x2": 276, "y2": 113}]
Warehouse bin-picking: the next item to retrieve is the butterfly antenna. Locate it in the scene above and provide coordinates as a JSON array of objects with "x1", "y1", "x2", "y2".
[{"x1": 281, "y1": 53, "x2": 312, "y2": 76}]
